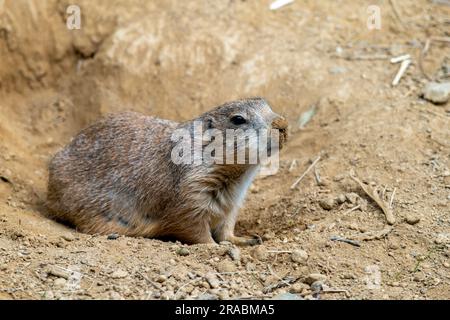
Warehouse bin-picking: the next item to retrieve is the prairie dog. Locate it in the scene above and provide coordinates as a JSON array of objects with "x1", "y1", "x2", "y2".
[{"x1": 46, "y1": 97, "x2": 288, "y2": 245}]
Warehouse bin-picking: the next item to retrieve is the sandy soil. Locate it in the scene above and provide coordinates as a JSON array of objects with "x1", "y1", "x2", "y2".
[{"x1": 0, "y1": 0, "x2": 449, "y2": 300}]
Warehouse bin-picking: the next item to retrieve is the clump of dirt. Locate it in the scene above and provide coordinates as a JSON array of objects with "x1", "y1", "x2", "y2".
[{"x1": 0, "y1": 0, "x2": 449, "y2": 300}]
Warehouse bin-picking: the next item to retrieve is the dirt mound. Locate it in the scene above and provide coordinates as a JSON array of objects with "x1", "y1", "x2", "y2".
[{"x1": 0, "y1": 0, "x2": 449, "y2": 300}]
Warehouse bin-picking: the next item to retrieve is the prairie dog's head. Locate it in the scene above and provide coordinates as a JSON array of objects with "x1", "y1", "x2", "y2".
[{"x1": 196, "y1": 97, "x2": 288, "y2": 165}]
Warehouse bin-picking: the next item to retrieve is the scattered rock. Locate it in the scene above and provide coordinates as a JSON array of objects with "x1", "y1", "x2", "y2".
[
  {"x1": 10, "y1": 230, "x2": 25, "y2": 240},
  {"x1": 413, "y1": 273, "x2": 426, "y2": 282},
  {"x1": 177, "y1": 248, "x2": 190, "y2": 256},
  {"x1": 310, "y1": 280, "x2": 324, "y2": 293},
  {"x1": 43, "y1": 290, "x2": 54, "y2": 300},
  {"x1": 217, "y1": 260, "x2": 237, "y2": 273},
  {"x1": 289, "y1": 282, "x2": 309, "y2": 294},
  {"x1": 160, "y1": 291, "x2": 175, "y2": 300},
  {"x1": 107, "y1": 233, "x2": 120, "y2": 240},
  {"x1": 271, "y1": 292, "x2": 303, "y2": 300},
  {"x1": 61, "y1": 234, "x2": 75, "y2": 242},
  {"x1": 345, "y1": 192, "x2": 360, "y2": 204},
  {"x1": 336, "y1": 194, "x2": 347, "y2": 204},
  {"x1": 217, "y1": 290, "x2": 229, "y2": 300},
  {"x1": 423, "y1": 82, "x2": 450, "y2": 104},
  {"x1": 319, "y1": 198, "x2": 336, "y2": 210},
  {"x1": 156, "y1": 275, "x2": 167, "y2": 283},
  {"x1": 110, "y1": 269, "x2": 128, "y2": 279},
  {"x1": 245, "y1": 262, "x2": 256, "y2": 271},
  {"x1": 342, "y1": 273, "x2": 357, "y2": 280},
  {"x1": 405, "y1": 214, "x2": 420, "y2": 225},
  {"x1": 227, "y1": 247, "x2": 241, "y2": 262},
  {"x1": 444, "y1": 173, "x2": 450, "y2": 185},
  {"x1": 435, "y1": 233, "x2": 450, "y2": 245},
  {"x1": 205, "y1": 273, "x2": 220, "y2": 289},
  {"x1": 53, "y1": 278, "x2": 67, "y2": 288},
  {"x1": 251, "y1": 246, "x2": 268, "y2": 261},
  {"x1": 109, "y1": 291, "x2": 124, "y2": 300},
  {"x1": 197, "y1": 293, "x2": 219, "y2": 300},
  {"x1": 333, "y1": 174, "x2": 346, "y2": 182},
  {"x1": 388, "y1": 239, "x2": 400, "y2": 250},
  {"x1": 46, "y1": 266, "x2": 70, "y2": 279},
  {"x1": 262, "y1": 231, "x2": 275, "y2": 241},
  {"x1": 304, "y1": 273, "x2": 327, "y2": 285},
  {"x1": 290, "y1": 249, "x2": 308, "y2": 264}
]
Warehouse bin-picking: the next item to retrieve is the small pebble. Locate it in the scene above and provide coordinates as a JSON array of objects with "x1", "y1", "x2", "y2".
[
  {"x1": 107, "y1": 233, "x2": 120, "y2": 240},
  {"x1": 177, "y1": 248, "x2": 190, "y2": 256},
  {"x1": 251, "y1": 246, "x2": 268, "y2": 261},
  {"x1": 47, "y1": 266, "x2": 70, "y2": 279},
  {"x1": 228, "y1": 247, "x2": 241, "y2": 262},
  {"x1": 435, "y1": 233, "x2": 450, "y2": 245},
  {"x1": 262, "y1": 231, "x2": 275, "y2": 240},
  {"x1": 319, "y1": 198, "x2": 336, "y2": 210},
  {"x1": 405, "y1": 214, "x2": 420, "y2": 225},
  {"x1": 271, "y1": 292, "x2": 303, "y2": 300},
  {"x1": 109, "y1": 291, "x2": 124, "y2": 300},
  {"x1": 197, "y1": 293, "x2": 219, "y2": 300},
  {"x1": 289, "y1": 282, "x2": 309, "y2": 294},
  {"x1": 304, "y1": 273, "x2": 327, "y2": 285},
  {"x1": 205, "y1": 273, "x2": 220, "y2": 289},
  {"x1": 336, "y1": 194, "x2": 347, "y2": 204},
  {"x1": 422, "y1": 82, "x2": 450, "y2": 104},
  {"x1": 110, "y1": 269, "x2": 128, "y2": 279},
  {"x1": 43, "y1": 290, "x2": 54, "y2": 300},
  {"x1": 345, "y1": 192, "x2": 360, "y2": 204},
  {"x1": 413, "y1": 273, "x2": 426, "y2": 282},
  {"x1": 290, "y1": 249, "x2": 308, "y2": 264},
  {"x1": 53, "y1": 278, "x2": 67, "y2": 288},
  {"x1": 61, "y1": 234, "x2": 75, "y2": 242},
  {"x1": 342, "y1": 273, "x2": 357, "y2": 280},
  {"x1": 217, "y1": 260, "x2": 237, "y2": 273},
  {"x1": 310, "y1": 281, "x2": 324, "y2": 293}
]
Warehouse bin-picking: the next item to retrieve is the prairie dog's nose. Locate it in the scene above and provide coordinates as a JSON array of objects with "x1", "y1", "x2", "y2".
[
  {"x1": 271, "y1": 115, "x2": 288, "y2": 148},
  {"x1": 271, "y1": 115, "x2": 288, "y2": 130}
]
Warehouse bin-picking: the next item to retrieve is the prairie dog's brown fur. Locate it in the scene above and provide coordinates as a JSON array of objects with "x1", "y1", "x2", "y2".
[{"x1": 46, "y1": 98, "x2": 288, "y2": 245}]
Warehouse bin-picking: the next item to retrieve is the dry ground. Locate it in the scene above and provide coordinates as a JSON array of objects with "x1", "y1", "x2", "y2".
[{"x1": 0, "y1": 0, "x2": 449, "y2": 300}]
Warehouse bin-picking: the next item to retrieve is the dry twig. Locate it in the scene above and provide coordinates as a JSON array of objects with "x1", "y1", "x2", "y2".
[
  {"x1": 350, "y1": 174, "x2": 396, "y2": 225},
  {"x1": 419, "y1": 38, "x2": 432, "y2": 81},
  {"x1": 290, "y1": 155, "x2": 321, "y2": 189},
  {"x1": 330, "y1": 235, "x2": 361, "y2": 247},
  {"x1": 392, "y1": 59, "x2": 411, "y2": 86},
  {"x1": 343, "y1": 204, "x2": 361, "y2": 215},
  {"x1": 389, "y1": 188, "x2": 397, "y2": 209}
]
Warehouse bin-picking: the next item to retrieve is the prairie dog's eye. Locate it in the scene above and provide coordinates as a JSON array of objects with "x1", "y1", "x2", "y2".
[{"x1": 230, "y1": 115, "x2": 247, "y2": 125}]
